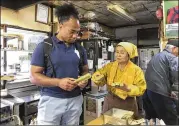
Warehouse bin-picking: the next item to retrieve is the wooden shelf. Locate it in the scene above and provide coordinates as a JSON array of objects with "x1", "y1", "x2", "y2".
[
  {"x1": 1, "y1": 49, "x2": 33, "y2": 53},
  {"x1": 1, "y1": 33, "x2": 23, "y2": 40}
]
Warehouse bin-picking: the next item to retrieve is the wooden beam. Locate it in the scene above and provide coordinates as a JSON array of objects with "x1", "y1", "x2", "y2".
[{"x1": 114, "y1": 23, "x2": 158, "y2": 28}]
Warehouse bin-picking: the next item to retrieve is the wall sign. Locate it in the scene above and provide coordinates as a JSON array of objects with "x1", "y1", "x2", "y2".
[
  {"x1": 163, "y1": 0, "x2": 178, "y2": 38},
  {"x1": 35, "y1": 4, "x2": 49, "y2": 24}
]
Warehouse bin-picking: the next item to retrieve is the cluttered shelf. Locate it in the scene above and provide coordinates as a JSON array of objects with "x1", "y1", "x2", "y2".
[
  {"x1": 80, "y1": 23, "x2": 115, "y2": 38},
  {"x1": 79, "y1": 18, "x2": 96, "y2": 23},
  {"x1": 76, "y1": 37, "x2": 109, "y2": 42},
  {"x1": 80, "y1": 27, "x2": 115, "y2": 39}
]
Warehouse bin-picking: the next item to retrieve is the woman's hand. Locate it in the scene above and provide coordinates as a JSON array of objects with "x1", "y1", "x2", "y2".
[
  {"x1": 92, "y1": 72, "x2": 104, "y2": 82},
  {"x1": 115, "y1": 84, "x2": 131, "y2": 92}
]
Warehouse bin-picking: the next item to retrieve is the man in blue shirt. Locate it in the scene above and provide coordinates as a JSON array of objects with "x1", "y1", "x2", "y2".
[
  {"x1": 30, "y1": 4, "x2": 88, "y2": 125},
  {"x1": 143, "y1": 39, "x2": 178, "y2": 125}
]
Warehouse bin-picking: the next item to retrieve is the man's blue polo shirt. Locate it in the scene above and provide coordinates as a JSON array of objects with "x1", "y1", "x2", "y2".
[{"x1": 31, "y1": 35, "x2": 88, "y2": 98}]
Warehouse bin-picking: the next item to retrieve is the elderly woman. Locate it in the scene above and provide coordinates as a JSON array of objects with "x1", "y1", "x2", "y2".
[{"x1": 92, "y1": 42, "x2": 146, "y2": 118}]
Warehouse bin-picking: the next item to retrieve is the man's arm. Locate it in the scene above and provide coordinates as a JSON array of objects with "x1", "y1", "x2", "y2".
[
  {"x1": 81, "y1": 47, "x2": 89, "y2": 75},
  {"x1": 30, "y1": 65, "x2": 77, "y2": 91},
  {"x1": 81, "y1": 64, "x2": 89, "y2": 75},
  {"x1": 169, "y1": 57, "x2": 178, "y2": 84},
  {"x1": 30, "y1": 42, "x2": 58, "y2": 86},
  {"x1": 30, "y1": 42, "x2": 76, "y2": 91},
  {"x1": 30, "y1": 65, "x2": 59, "y2": 86}
]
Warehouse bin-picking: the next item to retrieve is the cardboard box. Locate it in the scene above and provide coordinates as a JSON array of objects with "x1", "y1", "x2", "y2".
[{"x1": 87, "y1": 108, "x2": 146, "y2": 125}]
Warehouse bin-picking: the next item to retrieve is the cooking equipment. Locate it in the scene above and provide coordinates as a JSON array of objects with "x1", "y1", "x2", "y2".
[
  {"x1": 0, "y1": 102, "x2": 11, "y2": 124},
  {"x1": 2, "y1": 80, "x2": 40, "y2": 125}
]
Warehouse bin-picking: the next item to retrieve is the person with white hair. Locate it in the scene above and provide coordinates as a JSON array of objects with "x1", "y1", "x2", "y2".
[{"x1": 143, "y1": 39, "x2": 179, "y2": 125}]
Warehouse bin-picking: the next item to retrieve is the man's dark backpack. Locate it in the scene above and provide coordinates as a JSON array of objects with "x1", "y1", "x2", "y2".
[{"x1": 43, "y1": 38, "x2": 84, "y2": 77}]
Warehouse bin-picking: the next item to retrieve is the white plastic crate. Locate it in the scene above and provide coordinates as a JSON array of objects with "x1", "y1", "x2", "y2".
[{"x1": 83, "y1": 94, "x2": 105, "y2": 119}]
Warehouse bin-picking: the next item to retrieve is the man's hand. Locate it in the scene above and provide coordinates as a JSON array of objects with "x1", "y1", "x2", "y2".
[
  {"x1": 115, "y1": 84, "x2": 131, "y2": 92},
  {"x1": 77, "y1": 76, "x2": 88, "y2": 88},
  {"x1": 170, "y1": 91, "x2": 178, "y2": 99},
  {"x1": 57, "y1": 78, "x2": 77, "y2": 91}
]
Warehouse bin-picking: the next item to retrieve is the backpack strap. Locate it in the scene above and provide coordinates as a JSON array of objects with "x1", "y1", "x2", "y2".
[
  {"x1": 75, "y1": 43, "x2": 84, "y2": 76},
  {"x1": 43, "y1": 38, "x2": 56, "y2": 77}
]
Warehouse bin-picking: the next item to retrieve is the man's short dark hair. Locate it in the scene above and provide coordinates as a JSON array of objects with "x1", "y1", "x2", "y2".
[{"x1": 55, "y1": 3, "x2": 79, "y2": 24}]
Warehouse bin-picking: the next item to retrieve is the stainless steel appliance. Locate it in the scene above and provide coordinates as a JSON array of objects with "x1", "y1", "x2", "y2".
[{"x1": 2, "y1": 80, "x2": 40, "y2": 125}]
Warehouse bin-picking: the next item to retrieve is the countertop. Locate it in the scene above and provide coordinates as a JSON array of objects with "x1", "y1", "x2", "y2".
[
  {"x1": 10, "y1": 89, "x2": 40, "y2": 103},
  {"x1": 1, "y1": 89, "x2": 40, "y2": 105}
]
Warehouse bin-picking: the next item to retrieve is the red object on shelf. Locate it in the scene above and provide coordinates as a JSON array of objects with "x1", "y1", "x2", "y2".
[{"x1": 156, "y1": 6, "x2": 163, "y2": 20}]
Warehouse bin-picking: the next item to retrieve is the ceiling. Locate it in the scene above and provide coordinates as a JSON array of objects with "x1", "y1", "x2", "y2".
[{"x1": 1, "y1": 0, "x2": 161, "y2": 28}]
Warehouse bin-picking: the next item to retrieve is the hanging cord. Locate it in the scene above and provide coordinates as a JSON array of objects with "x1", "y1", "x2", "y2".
[{"x1": 10, "y1": 115, "x2": 23, "y2": 125}]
